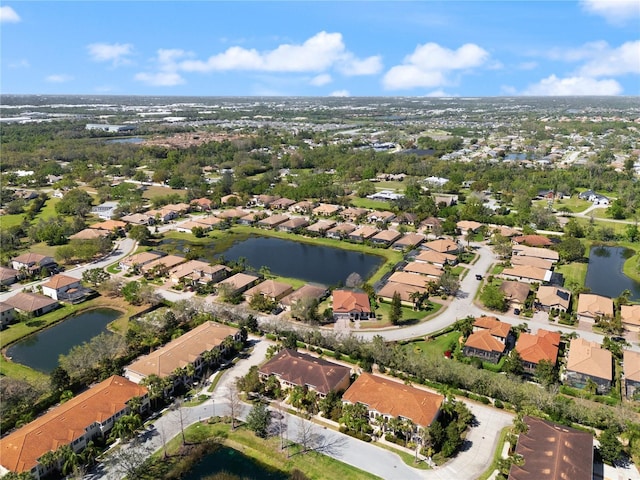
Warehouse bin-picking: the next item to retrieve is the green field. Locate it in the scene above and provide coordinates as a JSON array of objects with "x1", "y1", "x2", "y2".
[
  {"x1": 0, "y1": 197, "x2": 61, "y2": 231},
  {"x1": 349, "y1": 197, "x2": 392, "y2": 210},
  {"x1": 549, "y1": 196, "x2": 592, "y2": 213},
  {"x1": 403, "y1": 330, "x2": 462, "y2": 359}
]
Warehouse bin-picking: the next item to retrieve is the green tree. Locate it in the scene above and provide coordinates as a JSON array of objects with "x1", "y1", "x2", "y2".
[
  {"x1": 246, "y1": 402, "x2": 272, "y2": 438},
  {"x1": 503, "y1": 350, "x2": 524, "y2": 377},
  {"x1": 128, "y1": 224, "x2": 151, "y2": 245},
  {"x1": 50, "y1": 366, "x2": 71, "y2": 393},
  {"x1": 55, "y1": 189, "x2": 93, "y2": 217},
  {"x1": 535, "y1": 359, "x2": 558, "y2": 388},
  {"x1": 480, "y1": 284, "x2": 508, "y2": 312},
  {"x1": 554, "y1": 237, "x2": 586, "y2": 262},
  {"x1": 599, "y1": 428, "x2": 624, "y2": 464},
  {"x1": 82, "y1": 268, "x2": 110, "y2": 287},
  {"x1": 390, "y1": 291, "x2": 402, "y2": 325}
]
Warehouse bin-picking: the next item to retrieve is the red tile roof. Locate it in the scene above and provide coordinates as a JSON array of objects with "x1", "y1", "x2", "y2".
[
  {"x1": 332, "y1": 290, "x2": 371, "y2": 314},
  {"x1": 343, "y1": 373, "x2": 443, "y2": 428},
  {"x1": 515, "y1": 329, "x2": 560, "y2": 365}
]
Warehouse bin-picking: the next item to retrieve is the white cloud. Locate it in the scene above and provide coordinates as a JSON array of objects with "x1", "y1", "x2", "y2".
[
  {"x1": 581, "y1": 0, "x2": 640, "y2": 24},
  {"x1": 0, "y1": 6, "x2": 20, "y2": 23},
  {"x1": 45, "y1": 74, "x2": 73, "y2": 83},
  {"x1": 337, "y1": 55, "x2": 383, "y2": 76},
  {"x1": 329, "y1": 90, "x2": 350, "y2": 97},
  {"x1": 179, "y1": 31, "x2": 379, "y2": 75},
  {"x1": 424, "y1": 89, "x2": 455, "y2": 97},
  {"x1": 547, "y1": 41, "x2": 609, "y2": 62},
  {"x1": 87, "y1": 42, "x2": 134, "y2": 66},
  {"x1": 310, "y1": 74, "x2": 332, "y2": 86},
  {"x1": 134, "y1": 71, "x2": 185, "y2": 87},
  {"x1": 383, "y1": 42, "x2": 489, "y2": 90},
  {"x1": 578, "y1": 40, "x2": 640, "y2": 77},
  {"x1": 522, "y1": 75, "x2": 623, "y2": 95}
]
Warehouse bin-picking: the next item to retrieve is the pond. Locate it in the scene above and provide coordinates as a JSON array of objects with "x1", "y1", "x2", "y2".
[
  {"x1": 183, "y1": 445, "x2": 288, "y2": 480},
  {"x1": 161, "y1": 236, "x2": 384, "y2": 286},
  {"x1": 584, "y1": 246, "x2": 640, "y2": 300},
  {"x1": 6, "y1": 308, "x2": 122, "y2": 373}
]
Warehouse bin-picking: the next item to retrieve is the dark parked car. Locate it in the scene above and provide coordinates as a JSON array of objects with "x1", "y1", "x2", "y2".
[{"x1": 475, "y1": 274, "x2": 483, "y2": 280}]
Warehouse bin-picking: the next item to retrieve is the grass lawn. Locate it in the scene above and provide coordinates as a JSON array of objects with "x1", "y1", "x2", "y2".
[
  {"x1": 551, "y1": 196, "x2": 592, "y2": 213},
  {"x1": 0, "y1": 197, "x2": 61, "y2": 231},
  {"x1": 622, "y1": 243, "x2": 640, "y2": 283},
  {"x1": 349, "y1": 197, "x2": 392, "y2": 210},
  {"x1": 404, "y1": 330, "x2": 462, "y2": 359},
  {"x1": 149, "y1": 421, "x2": 381, "y2": 480},
  {"x1": 572, "y1": 216, "x2": 630, "y2": 237},
  {"x1": 141, "y1": 185, "x2": 188, "y2": 200},
  {"x1": 448, "y1": 265, "x2": 465, "y2": 277},
  {"x1": 359, "y1": 301, "x2": 442, "y2": 328},
  {"x1": 556, "y1": 261, "x2": 588, "y2": 288}
]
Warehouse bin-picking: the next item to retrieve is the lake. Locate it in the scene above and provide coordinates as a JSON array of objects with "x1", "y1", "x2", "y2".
[
  {"x1": 6, "y1": 308, "x2": 122, "y2": 373},
  {"x1": 105, "y1": 137, "x2": 144, "y2": 144},
  {"x1": 184, "y1": 445, "x2": 287, "y2": 480},
  {"x1": 584, "y1": 246, "x2": 640, "y2": 300},
  {"x1": 161, "y1": 236, "x2": 384, "y2": 286},
  {"x1": 220, "y1": 237, "x2": 384, "y2": 286}
]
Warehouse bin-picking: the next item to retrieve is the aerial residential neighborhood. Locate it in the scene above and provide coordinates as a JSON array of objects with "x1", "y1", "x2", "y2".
[{"x1": 0, "y1": 93, "x2": 639, "y2": 480}]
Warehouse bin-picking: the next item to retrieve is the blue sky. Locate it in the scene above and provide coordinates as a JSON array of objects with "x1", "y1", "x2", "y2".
[{"x1": 1, "y1": 1, "x2": 639, "y2": 97}]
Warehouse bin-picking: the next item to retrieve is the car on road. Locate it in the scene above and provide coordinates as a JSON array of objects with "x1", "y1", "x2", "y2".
[{"x1": 475, "y1": 274, "x2": 483, "y2": 280}]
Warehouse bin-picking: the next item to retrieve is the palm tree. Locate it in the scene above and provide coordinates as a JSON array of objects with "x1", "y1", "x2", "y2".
[
  {"x1": 38, "y1": 450, "x2": 58, "y2": 474},
  {"x1": 409, "y1": 291, "x2": 422, "y2": 311},
  {"x1": 55, "y1": 444, "x2": 80, "y2": 476},
  {"x1": 127, "y1": 395, "x2": 143, "y2": 414},
  {"x1": 81, "y1": 440, "x2": 99, "y2": 468},
  {"x1": 184, "y1": 362, "x2": 196, "y2": 388}
]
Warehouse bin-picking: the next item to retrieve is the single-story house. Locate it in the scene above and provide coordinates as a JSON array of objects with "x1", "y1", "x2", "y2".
[
  {"x1": 535, "y1": 286, "x2": 571, "y2": 312},
  {"x1": 414, "y1": 249, "x2": 457, "y2": 267},
  {"x1": 456, "y1": 220, "x2": 483, "y2": 235},
  {"x1": 340, "y1": 207, "x2": 369, "y2": 222},
  {"x1": 176, "y1": 220, "x2": 212, "y2": 234},
  {"x1": 289, "y1": 200, "x2": 314, "y2": 214},
  {"x1": 280, "y1": 284, "x2": 328, "y2": 311},
  {"x1": 387, "y1": 271, "x2": 434, "y2": 289},
  {"x1": 510, "y1": 255, "x2": 554, "y2": 270},
  {"x1": 5, "y1": 292, "x2": 58, "y2": 317},
  {"x1": 270, "y1": 198, "x2": 296, "y2": 210},
  {"x1": 245, "y1": 279, "x2": 294, "y2": 302},
  {"x1": 576, "y1": 293, "x2": 614, "y2": 323},
  {"x1": 501, "y1": 265, "x2": 551, "y2": 284},
  {"x1": 376, "y1": 282, "x2": 427, "y2": 306},
  {"x1": 220, "y1": 194, "x2": 242, "y2": 205},
  {"x1": 120, "y1": 213, "x2": 151, "y2": 225},
  {"x1": 564, "y1": 338, "x2": 612, "y2": 393},
  {"x1": 163, "y1": 203, "x2": 191, "y2": 215},
  {"x1": 623, "y1": 350, "x2": 640, "y2": 400},
  {"x1": 119, "y1": 251, "x2": 163, "y2": 272},
  {"x1": 392, "y1": 232, "x2": 425, "y2": 250},
  {"x1": 508, "y1": 416, "x2": 593, "y2": 480},
  {"x1": 141, "y1": 255, "x2": 186, "y2": 276},
  {"x1": 367, "y1": 210, "x2": 395, "y2": 224},
  {"x1": 90, "y1": 201, "x2": 118, "y2": 220},
  {"x1": 402, "y1": 262, "x2": 443, "y2": 280},
  {"x1": 194, "y1": 216, "x2": 225, "y2": 228},
  {"x1": 216, "y1": 208, "x2": 247, "y2": 220},
  {"x1": 620, "y1": 304, "x2": 640, "y2": 333},
  {"x1": 325, "y1": 223, "x2": 356, "y2": 240},
  {"x1": 498, "y1": 281, "x2": 530, "y2": 311},
  {"x1": 332, "y1": 289, "x2": 373, "y2": 321},
  {"x1": 312, "y1": 203, "x2": 342, "y2": 217},
  {"x1": 306, "y1": 220, "x2": 337, "y2": 235},
  {"x1": 515, "y1": 329, "x2": 561, "y2": 374},
  {"x1": 89, "y1": 220, "x2": 127, "y2": 232},
  {"x1": 190, "y1": 197, "x2": 213, "y2": 211},
  {"x1": 257, "y1": 214, "x2": 290, "y2": 229},
  {"x1": 342, "y1": 373, "x2": 443, "y2": 433},
  {"x1": 511, "y1": 245, "x2": 559, "y2": 262},
  {"x1": 169, "y1": 261, "x2": 230, "y2": 285},
  {"x1": 259, "y1": 349, "x2": 351, "y2": 397},
  {"x1": 145, "y1": 207, "x2": 177, "y2": 223},
  {"x1": 0, "y1": 376, "x2": 148, "y2": 480},
  {"x1": 124, "y1": 321, "x2": 240, "y2": 385},
  {"x1": 348, "y1": 226, "x2": 379, "y2": 242},
  {"x1": 512, "y1": 234, "x2": 553, "y2": 247},
  {"x1": 418, "y1": 217, "x2": 441, "y2": 233},
  {"x1": 237, "y1": 212, "x2": 263, "y2": 226},
  {"x1": 69, "y1": 228, "x2": 111, "y2": 241},
  {"x1": 423, "y1": 238, "x2": 460, "y2": 254},
  {"x1": 278, "y1": 217, "x2": 309, "y2": 233},
  {"x1": 216, "y1": 272, "x2": 260, "y2": 296},
  {"x1": 370, "y1": 229, "x2": 402, "y2": 247}
]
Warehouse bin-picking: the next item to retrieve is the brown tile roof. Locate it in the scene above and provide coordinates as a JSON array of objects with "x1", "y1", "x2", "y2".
[
  {"x1": 464, "y1": 330, "x2": 506, "y2": 354},
  {"x1": 89, "y1": 220, "x2": 126, "y2": 230},
  {"x1": 0, "y1": 266, "x2": 18, "y2": 281},
  {"x1": 0, "y1": 376, "x2": 147, "y2": 474},
  {"x1": 140, "y1": 254, "x2": 186, "y2": 273},
  {"x1": 258, "y1": 213, "x2": 290, "y2": 227},
  {"x1": 41, "y1": 274, "x2": 80, "y2": 290},
  {"x1": 498, "y1": 281, "x2": 530, "y2": 304},
  {"x1": 577, "y1": 294, "x2": 614, "y2": 318},
  {"x1": 194, "y1": 216, "x2": 224, "y2": 226},
  {"x1": 423, "y1": 238, "x2": 459, "y2": 254},
  {"x1": 535, "y1": 286, "x2": 571, "y2": 310},
  {"x1": 260, "y1": 349, "x2": 351, "y2": 396},
  {"x1": 624, "y1": 350, "x2": 640, "y2": 382},
  {"x1": 620, "y1": 305, "x2": 640, "y2": 327},
  {"x1": 349, "y1": 226, "x2": 379, "y2": 239},
  {"x1": 393, "y1": 233, "x2": 426, "y2": 248},
  {"x1": 456, "y1": 220, "x2": 483, "y2": 231},
  {"x1": 342, "y1": 373, "x2": 443, "y2": 428},
  {"x1": 502, "y1": 265, "x2": 550, "y2": 282},
  {"x1": 5, "y1": 292, "x2": 58, "y2": 313},
  {"x1": 414, "y1": 249, "x2": 457, "y2": 264},
  {"x1": 473, "y1": 316, "x2": 511, "y2": 339},
  {"x1": 216, "y1": 208, "x2": 247, "y2": 219},
  {"x1": 388, "y1": 271, "x2": 432, "y2": 288},
  {"x1": 377, "y1": 282, "x2": 426, "y2": 302},
  {"x1": 402, "y1": 262, "x2": 444, "y2": 278},
  {"x1": 278, "y1": 217, "x2": 309, "y2": 229},
  {"x1": 512, "y1": 245, "x2": 559, "y2": 261},
  {"x1": 513, "y1": 234, "x2": 553, "y2": 247},
  {"x1": 70, "y1": 228, "x2": 111, "y2": 240},
  {"x1": 566, "y1": 338, "x2": 612, "y2": 381},
  {"x1": 245, "y1": 279, "x2": 294, "y2": 300},
  {"x1": 326, "y1": 223, "x2": 356, "y2": 235},
  {"x1": 332, "y1": 289, "x2": 371, "y2": 314},
  {"x1": 510, "y1": 255, "x2": 554, "y2": 270},
  {"x1": 280, "y1": 284, "x2": 327, "y2": 306},
  {"x1": 312, "y1": 203, "x2": 342, "y2": 216},
  {"x1": 515, "y1": 330, "x2": 560, "y2": 365},
  {"x1": 125, "y1": 321, "x2": 238, "y2": 379},
  {"x1": 11, "y1": 253, "x2": 51, "y2": 265},
  {"x1": 371, "y1": 229, "x2": 402, "y2": 243},
  {"x1": 508, "y1": 416, "x2": 593, "y2": 480},
  {"x1": 217, "y1": 272, "x2": 259, "y2": 291},
  {"x1": 120, "y1": 251, "x2": 162, "y2": 268},
  {"x1": 306, "y1": 220, "x2": 336, "y2": 233}
]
